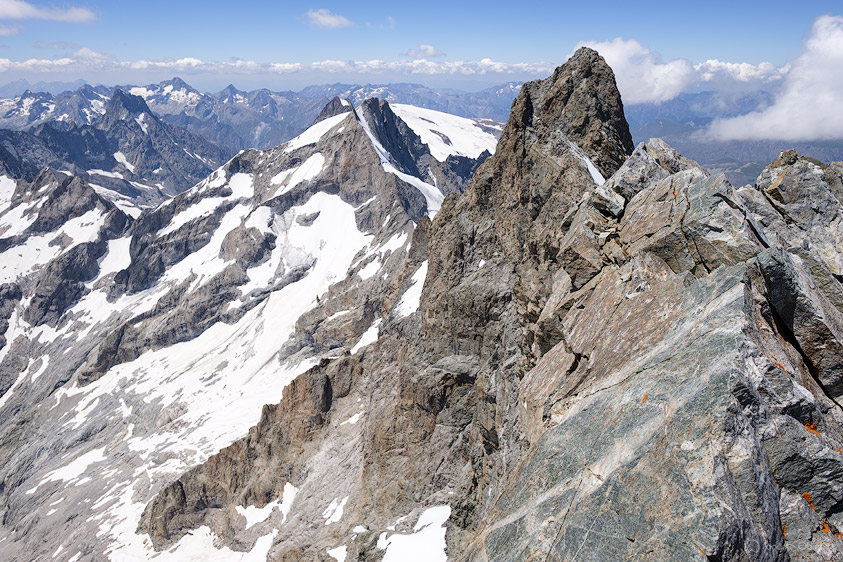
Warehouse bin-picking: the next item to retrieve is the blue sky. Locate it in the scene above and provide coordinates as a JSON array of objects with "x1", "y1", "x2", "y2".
[
  {"x1": 0, "y1": 0, "x2": 839, "y2": 90},
  {"x1": 0, "y1": 1, "x2": 842, "y2": 141},
  {"x1": 0, "y1": 1, "x2": 829, "y2": 65}
]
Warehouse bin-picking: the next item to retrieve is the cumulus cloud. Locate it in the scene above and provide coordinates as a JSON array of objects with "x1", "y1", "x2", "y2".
[
  {"x1": 572, "y1": 38, "x2": 792, "y2": 106},
  {"x1": 73, "y1": 47, "x2": 108, "y2": 60},
  {"x1": 0, "y1": 0, "x2": 95, "y2": 22},
  {"x1": 696, "y1": 60, "x2": 787, "y2": 84},
  {"x1": 707, "y1": 15, "x2": 843, "y2": 141},
  {"x1": 308, "y1": 57, "x2": 552, "y2": 76},
  {"x1": 572, "y1": 38, "x2": 695, "y2": 104},
  {"x1": 405, "y1": 44, "x2": 445, "y2": 58},
  {"x1": 0, "y1": 54, "x2": 554, "y2": 76},
  {"x1": 0, "y1": 22, "x2": 19, "y2": 35},
  {"x1": 305, "y1": 8, "x2": 354, "y2": 29}
]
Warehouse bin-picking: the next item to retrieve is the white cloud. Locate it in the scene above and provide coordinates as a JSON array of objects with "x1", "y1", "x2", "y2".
[
  {"x1": 572, "y1": 38, "x2": 792, "y2": 106},
  {"x1": 707, "y1": 15, "x2": 843, "y2": 141},
  {"x1": 572, "y1": 38, "x2": 695, "y2": 104},
  {"x1": 0, "y1": 54, "x2": 554, "y2": 87},
  {"x1": 405, "y1": 44, "x2": 445, "y2": 58},
  {"x1": 0, "y1": 22, "x2": 19, "y2": 35},
  {"x1": 0, "y1": 0, "x2": 95, "y2": 22},
  {"x1": 307, "y1": 58, "x2": 552, "y2": 76},
  {"x1": 73, "y1": 47, "x2": 108, "y2": 60},
  {"x1": 695, "y1": 60, "x2": 787, "y2": 84},
  {"x1": 305, "y1": 8, "x2": 354, "y2": 29}
]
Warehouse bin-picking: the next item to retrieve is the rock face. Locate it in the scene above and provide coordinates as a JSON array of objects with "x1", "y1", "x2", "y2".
[
  {"x1": 3, "y1": 48, "x2": 843, "y2": 562},
  {"x1": 134, "y1": 47, "x2": 843, "y2": 562},
  {"x1": 312, "y1": 96, "x2": 353, "y2": 125}
]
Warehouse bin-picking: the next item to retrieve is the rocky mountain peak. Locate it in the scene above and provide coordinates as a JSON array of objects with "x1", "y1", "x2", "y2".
[
  {"x1": 166, "y1": 76, "x2": 193, "y2": 91},
  {"x1": 515, "y1": 46, "x2": 634, "y2": 178},
  {"x1": 356, "y1": 97, "x2": 428, "y2": 178},
  {"x1": 219, "y1": 83, "x2": 243, "y2": 98},
  {"x1": 103, "y1": 89, "x2": 153, "y2": 120},
  {"x1": 312, "y1": 96, "x2": 352, "y2": 125}
]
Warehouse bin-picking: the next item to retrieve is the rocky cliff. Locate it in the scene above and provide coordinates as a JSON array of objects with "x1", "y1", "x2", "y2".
[{"x1": 137, "y1": 47, "x2": 843, "y2": 561}]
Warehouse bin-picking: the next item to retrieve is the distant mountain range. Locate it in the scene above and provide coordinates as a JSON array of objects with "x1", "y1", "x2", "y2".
[
  {"x1": 0, "y1": 78, "x2": 520, "y2": 153},
  {"x1": 0, "y1": 88, "x2": 234, "y2": 209},
  {"x1": 0, "y1": 77, "x2": 841, "y2": 188}
]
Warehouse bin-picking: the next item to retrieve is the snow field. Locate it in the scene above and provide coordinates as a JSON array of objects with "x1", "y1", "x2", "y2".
[
  {"x1": 392, "y1": 104, "x2": 498, "y2": 162},
  {"x1": 44, "y1": 186, "x2": 372, "y2": 560},
  {"x1": 284, "y1": 113, "x2": 351, "y2": 153}
]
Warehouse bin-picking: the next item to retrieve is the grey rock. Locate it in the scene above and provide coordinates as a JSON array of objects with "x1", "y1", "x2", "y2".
[
  {"x1": 604, "y1": 137, "x2": 700, "y2": 201},
  {"x1": 759, "y1": 247, "x2": 843, "y2": 400},
  {"x1": 311, "y1": 96, "x2": 352, "y2": 125}
]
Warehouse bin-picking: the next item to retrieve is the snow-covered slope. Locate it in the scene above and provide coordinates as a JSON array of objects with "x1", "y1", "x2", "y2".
[
  {"x1": 0, "y1": 98, "x2": 490, "y2": 562},
  {"x1": 391, "y1": 104, "x2": 500, "y2": 162}
]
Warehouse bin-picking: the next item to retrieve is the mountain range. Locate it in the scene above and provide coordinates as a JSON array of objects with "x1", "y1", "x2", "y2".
[
  {"x1": 1, "y1": 48, "x2": 843, "y2": 561},
  {"x1": 3, "y1": 77, "x2": 842, "y2": 191},
  {"x1": 0, "y1": 87, "x2": 234, "y2": 209}
]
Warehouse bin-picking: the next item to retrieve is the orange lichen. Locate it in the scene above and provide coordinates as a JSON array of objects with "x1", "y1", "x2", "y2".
[
  {"x1": 820, "y1": 521, "x2": 832, "y2": 534},
  {"x1": 836, "y1": 448, "x2": 842, "y2": 454},
  {"x1": 803, "y1": 492, "x2": 816, "y2": 511},
  {"x1": 641, "y1": 394, "x2": 648, "y2": 404},
  {"x1": 782, "y1": 525, "x2": 787, "y2": 537},
  {"x1": 773, "y1": 361, "x2": 792, "y2": 377},
  {"x1": 758, "y1": 388, "x2": 764, "y2": 394},
  {"x1": 805, "y1": 421, "x2": 820, "y2": 435}
]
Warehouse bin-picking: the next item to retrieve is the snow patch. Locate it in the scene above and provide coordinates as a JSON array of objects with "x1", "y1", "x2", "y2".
[
  {"x1": 379, "y1": 505, "x2": 450, "y2": 562},
  {"x1": 357, "y1": 258, "x2": 380, "y2": 280},
  {"x1": 159, "y1": 173, "x2": 253, "y2": 236},
  {"x1": 0, "y1": 208, "x2": 104, "y2": 283},
  {"x1": 89, "y1": 169, "x2": 124, "y2": 180},
  {"x1": 113, "y1": 151, "x2": 136, "y2": 174},
  {"x1": 565, "y1": 139, "x2": 605, "y2": 185},
  {"x1": 0, "y1": 175, "x2": 16, "y2": 211},
  {"x1": 144, "y1": 526, "x2": 274, "y2": 562},
  {"x1": 236, "y1": 500, "x2": 280, "y2": 529},
  {"x1": 340, "y1": 412, "x2": 364, "y2": 426},
  {"x1": 323, "y1": 496, "x2": 349, "y2": 525},
  {"x1": 279, "y1": 482, "x2": 298, "y2": 524},
  {"x1": 327, "y1": 545, "x2": 347, "y2": 562},
  {"x1": 395, "y1": 261, "x2": 427, "y2": 319},
  {"x1": 36, "y1": 447, "x2": 107, "y2": 490},
  {"x1": 272, "y1": 152, "x2": 325, "y2": 197},
  {"x1": 351, "y1": 319, "x2": 381, "y2": 355},
  {"x1": 92, "y1": 236, "x2": 132, "y2": 282}
]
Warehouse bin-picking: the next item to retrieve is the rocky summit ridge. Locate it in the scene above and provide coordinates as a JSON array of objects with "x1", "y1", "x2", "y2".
[{"x1": 1, "y1": 47, "x2": 843, "y2": 562}]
